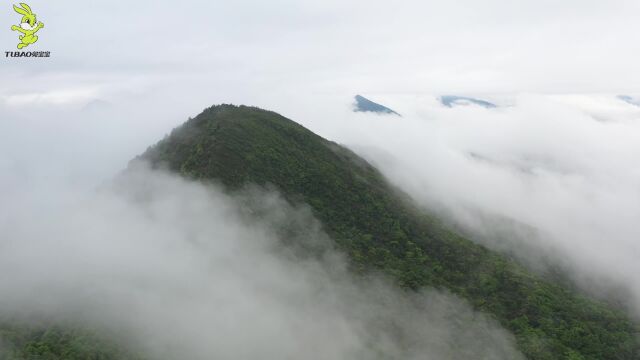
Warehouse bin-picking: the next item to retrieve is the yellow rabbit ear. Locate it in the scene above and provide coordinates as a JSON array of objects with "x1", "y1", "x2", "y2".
[
  {"x1": 19, "y1": 3, "x2": 32, "y2": 14},
  {"x1": 13, "y1": 4, "x2": 29, "y2": 15}
]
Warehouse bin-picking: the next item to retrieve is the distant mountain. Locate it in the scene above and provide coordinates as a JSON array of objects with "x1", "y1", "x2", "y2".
[
  {"x1": 441, "y1": 95, "x2": 497, "y2": 108},
  {"x1": 81, "y1": 99, "x2": 113, "y2": 112},
  {"x1": 468, "y1": 151, "x2": 575, "y2": 176},
  {"x1": 617, "y1": 95, "x2": 640, "y2": 107},
  {"x1": 353, "y1": 95, "x2": 400, "y2": 115}
]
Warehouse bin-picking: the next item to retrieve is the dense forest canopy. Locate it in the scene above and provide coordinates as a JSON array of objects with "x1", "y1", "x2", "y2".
[{"x1": 2, "y1": 105, "x2": 638, "y2": 359}]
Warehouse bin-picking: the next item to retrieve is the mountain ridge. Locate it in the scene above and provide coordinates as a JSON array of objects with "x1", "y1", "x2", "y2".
[
  {"x1": 2, "y1": 104, "x2": 636, "y2": 359},
  {"x1": 140, "y1": 104, "x2": 639, "y2": 360}
]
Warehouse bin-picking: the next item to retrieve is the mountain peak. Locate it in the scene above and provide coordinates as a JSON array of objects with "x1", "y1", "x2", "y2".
[
  {"x1": 139, "y1": 104, "x2": 638, "y2": 359},
  {"x1": 618, "y1": 94, "x2": 640, "y2": 107},
  {"x1": 353, "y1": 95, "x2": 400, "y2": 115},
  {"x1": 440, "y1": 95, "x2": 497, "y2": 108}
]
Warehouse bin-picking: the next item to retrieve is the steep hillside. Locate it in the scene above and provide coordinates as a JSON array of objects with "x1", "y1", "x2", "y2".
[{"x1": 140, "y1": 104, "x2": 639, "y2": 360}]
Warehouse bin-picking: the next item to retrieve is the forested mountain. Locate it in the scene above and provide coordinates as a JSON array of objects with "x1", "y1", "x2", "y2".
[
  {"x1": 2, "y1": 104, "x2": 638, "y2": 359},
  {"x1": 140, "y1": 104, "x2": 638, "y2": 359}
]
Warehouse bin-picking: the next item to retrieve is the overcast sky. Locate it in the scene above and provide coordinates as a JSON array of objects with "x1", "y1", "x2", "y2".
[{"x1": 1, "y1": 0, "x2": 640, "y2": 112}]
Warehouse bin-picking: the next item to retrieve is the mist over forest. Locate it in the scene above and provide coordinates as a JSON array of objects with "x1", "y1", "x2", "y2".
[{"x1": 2, "y1": 0, "x2": 640, "y2": 359}]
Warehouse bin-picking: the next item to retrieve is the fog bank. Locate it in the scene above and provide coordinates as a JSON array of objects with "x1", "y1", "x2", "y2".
[
  {"x1": 291, "y1": 92, "x2": 640, "y2": 314},
  {"x1": 0, "y1": 163, "x2": 523, "y2": 359}
]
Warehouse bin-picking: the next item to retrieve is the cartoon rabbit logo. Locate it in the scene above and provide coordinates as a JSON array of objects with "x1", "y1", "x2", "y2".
[{"x1": 10, "y1": 3, "x2": 44, "y2": 49}]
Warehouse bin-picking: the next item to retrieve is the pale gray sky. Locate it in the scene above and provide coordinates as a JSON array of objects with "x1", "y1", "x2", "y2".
[{"x1": 1, "y1": 0, "x2": 639, "y2": 112}]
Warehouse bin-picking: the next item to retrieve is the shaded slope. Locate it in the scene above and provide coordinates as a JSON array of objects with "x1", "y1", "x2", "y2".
[{"x1": 141, "y1": 104, "x2": 639, "y2": 360}]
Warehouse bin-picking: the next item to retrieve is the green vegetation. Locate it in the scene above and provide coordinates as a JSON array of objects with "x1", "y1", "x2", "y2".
[
  {"x1": 2, "y1": 104, "x2": 638, "y2": 359},
  {"x1": 139, "y1": 104, "x2": 639, "y2": 359},
  {"x1": 0, "y1": 321, "x2": 139, "y2": 360}
]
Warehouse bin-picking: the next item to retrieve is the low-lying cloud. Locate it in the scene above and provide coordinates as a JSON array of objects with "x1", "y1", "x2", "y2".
[
  {"x1": 295, "y1": 92, "x2": 640, "y2": 314},
  {"x1": 0, "y1": 163, "x2": 523, "y2": 359}
]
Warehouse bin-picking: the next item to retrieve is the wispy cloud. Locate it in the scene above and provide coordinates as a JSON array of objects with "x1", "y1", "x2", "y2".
[{"x1": 301, "y1": 92, "x2": 640, "y2": 314}]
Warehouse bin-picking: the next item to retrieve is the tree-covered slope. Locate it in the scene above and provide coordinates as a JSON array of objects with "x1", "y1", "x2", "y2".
[
  {"x1": 140, "y1": 104, "x2": 639, "y2": 360},
  {"x1": 0, "y1": 321, "x2": 139, "y2": 360}
]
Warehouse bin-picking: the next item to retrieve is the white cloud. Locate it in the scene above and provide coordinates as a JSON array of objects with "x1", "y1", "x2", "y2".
[
  {"x1": 2, "y1": 0, "x2": 640, "y2": 355},
  {"x1": 2, "y1": 0, "x2": 640, "y2": 108},
  {"x1": 293, "y1": 92, "x2": 640, "y2": 314},
  {"x1": 2, "y1": 87, "x2": 98, "y2": 107},
  {"x1": 0, "y1": 164, "x2": 523, "y2": 359}
]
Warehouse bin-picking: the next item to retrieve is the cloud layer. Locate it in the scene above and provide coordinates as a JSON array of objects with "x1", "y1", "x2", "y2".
[
  {"x1": 2, "y1": 1, "x2": 640, "y2": 354},
  {"x1": 295, "y1": 92, "x2": 640, "y2": 314},
  {"x1": 1, "y1": 0, "x2": 639, "y2": 115},
  {"x1": 0, "y1": 163, "x2": 523, "y2": 359}
]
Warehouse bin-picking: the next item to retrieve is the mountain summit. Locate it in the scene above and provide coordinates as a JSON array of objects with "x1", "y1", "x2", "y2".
[{"x1": 141, "y1": 104, "x2": 639, "y2": 360}]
